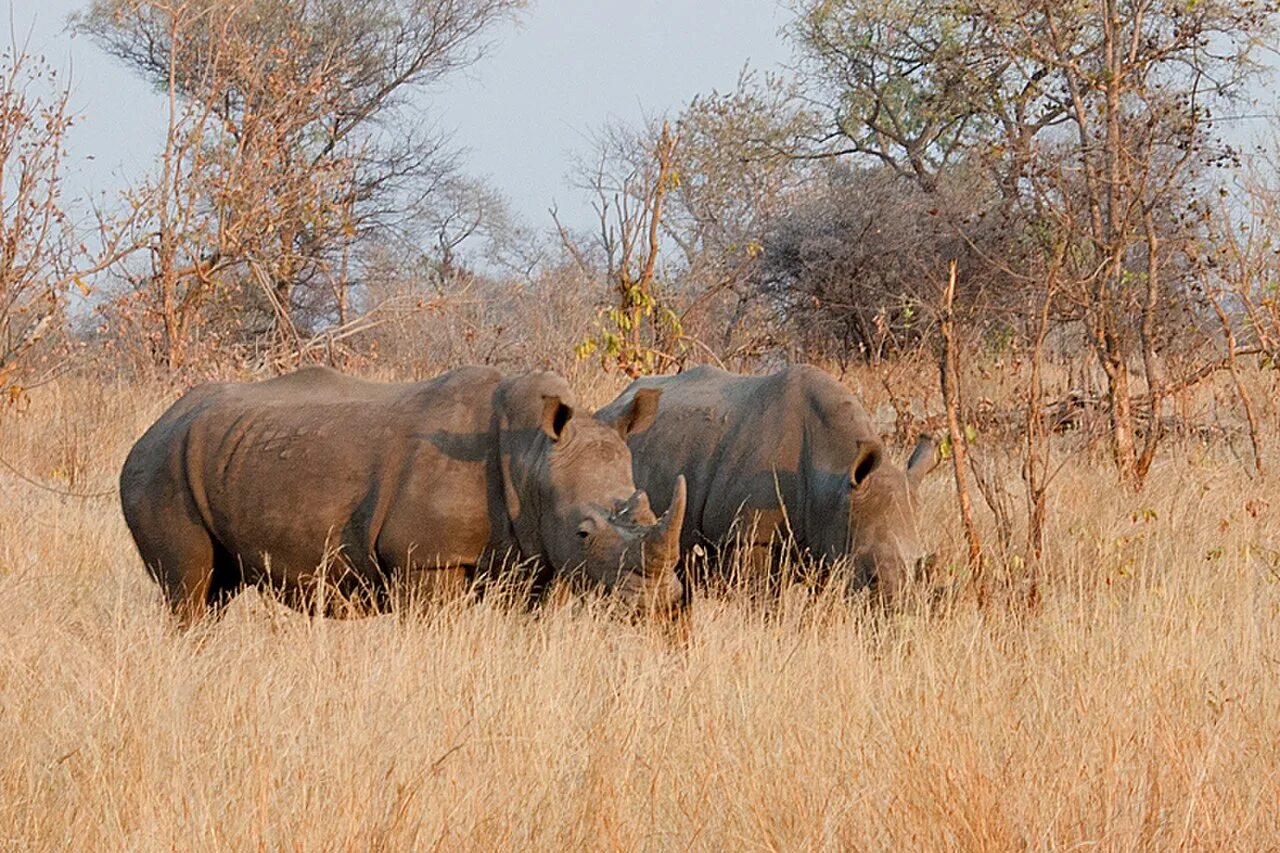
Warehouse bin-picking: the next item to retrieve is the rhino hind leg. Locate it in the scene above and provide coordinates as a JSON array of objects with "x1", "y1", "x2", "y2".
[
  {"x1": 126, "y1": 503, "x2": 242, "y2": 626},
  {"x1": 207, "y1": 539, "x2": 247, "y2": 612},
  {"x1": 133, "y1": 522, "x2": 217, "y2": 627}
]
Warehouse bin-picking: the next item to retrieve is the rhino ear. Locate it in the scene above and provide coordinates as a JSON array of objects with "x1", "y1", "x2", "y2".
[
  {"x1": 613, "y1": 388, "x2": 662, "y2": 439},
  {"x1": 540, "y1": 395, "x2": 575, "y2": 441},
  {"x1": 850, "y1": 443, "x2": 882, "y2": 488},
  {"x1": 906, "y1": 434, "x2": 939, "y2": 485}
]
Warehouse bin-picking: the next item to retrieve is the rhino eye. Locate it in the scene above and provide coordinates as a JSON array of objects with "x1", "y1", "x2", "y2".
[{"x1": 577, "y1": 527, "x2": 591, "y2": 540}]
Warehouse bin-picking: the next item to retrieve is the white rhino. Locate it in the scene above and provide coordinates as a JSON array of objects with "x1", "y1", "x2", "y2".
[
  {"x1": 597, "y1": 365, "x2": 934, "y2": 597},
  {"x1": 120, "y1": 366, "x2": 686, "y2": 623}
]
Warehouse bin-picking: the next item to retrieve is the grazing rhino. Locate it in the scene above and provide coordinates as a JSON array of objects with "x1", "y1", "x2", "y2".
[
  {"x1": 120, "y1": 366, "x2": 686, "y2": 623},
  {"x1": 596, "y1": 364, "x2": 935, "y2": 598}
]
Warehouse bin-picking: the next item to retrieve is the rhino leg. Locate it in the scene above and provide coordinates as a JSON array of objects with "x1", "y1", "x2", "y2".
[
  {"x1": 394, "y1": 565, "x2": 470, "y2": 617},
  {"x1": 733, "y1": 542, "x2": 783, "y2": 599},
  {"x1": 133, "y1": 520, "x2": 217, "y2": 626},
  {"x1": 124, "y1": 494, "x2": 243, "y2": 627}
]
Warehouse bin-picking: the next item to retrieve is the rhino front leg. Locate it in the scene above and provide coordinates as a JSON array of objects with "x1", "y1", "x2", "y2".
[
  {"x1": 732, "y1": 542, "x2": 783, "y2": 600},
  {"x1": 394, "y1": 565, "x2": 470, "y2": 617}
]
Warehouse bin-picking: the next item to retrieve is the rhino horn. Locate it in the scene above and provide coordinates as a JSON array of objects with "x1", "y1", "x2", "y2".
[{"x1": 643, "y1": 475, "x2": 686, "y2": 577}]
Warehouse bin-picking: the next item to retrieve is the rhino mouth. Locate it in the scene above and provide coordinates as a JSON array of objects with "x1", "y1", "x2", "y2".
[{"x1": 609, "y1": 475, "x2": 687, "y2": 609}]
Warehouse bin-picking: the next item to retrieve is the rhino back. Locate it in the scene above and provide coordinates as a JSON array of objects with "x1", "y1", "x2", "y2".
[{"x1": 612, "y1": 365, "x2": 880, "y2": 552}]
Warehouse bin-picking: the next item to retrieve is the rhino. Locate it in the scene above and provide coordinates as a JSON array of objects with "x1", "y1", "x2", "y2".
[
  {"x1": 596, "y1": 364, "x2": 935, "y2": 598},
  {"x1": 119, "y1": 366, "x2": 686, "y2": 623}
]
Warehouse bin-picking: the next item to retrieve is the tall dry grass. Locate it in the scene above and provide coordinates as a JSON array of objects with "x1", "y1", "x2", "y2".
[{"x1": 1, "y1": 372, "x2": 1278, "y2": 849}]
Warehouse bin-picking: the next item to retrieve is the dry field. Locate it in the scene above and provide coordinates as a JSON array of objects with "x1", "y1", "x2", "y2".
[{"x1": 1, "y1": 371, "x2": 1278, "y2": 849}]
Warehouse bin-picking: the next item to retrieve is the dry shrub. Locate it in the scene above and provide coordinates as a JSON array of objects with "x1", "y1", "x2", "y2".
[
  {"x1": 359, "y1": 269, "x2": 601, "y2": 380},
  {"x1": 1, "y1": 371, "x2": 1278, "y2": 849}
]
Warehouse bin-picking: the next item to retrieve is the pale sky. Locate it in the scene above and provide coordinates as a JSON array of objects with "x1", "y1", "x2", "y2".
[
  {"x1": 10, "y1": 0, "x2": 793, "y2": 231},
  {"x1": 12, "y1": 0, "x2": 1277, "y2": 239}
]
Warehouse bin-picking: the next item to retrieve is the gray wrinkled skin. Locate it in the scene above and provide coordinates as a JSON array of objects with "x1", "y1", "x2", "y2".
[
  {"x1": 120, "y1": 366, "x2": 685, "y2": 623},
  {"x1": 597, "y1": 365, "x2": 935, "y2": 598}
]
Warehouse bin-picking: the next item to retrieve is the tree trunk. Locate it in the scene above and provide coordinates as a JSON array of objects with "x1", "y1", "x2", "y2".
[
  {"x1": 939, "y1": 261, "x2": 984, "y2": 588},
  {"x1": 1100, "y1": 341, "x2": 1138, "y2": 484},
  {"x1": 159, "y1": 239, "x2": 183, "y2": 372}
]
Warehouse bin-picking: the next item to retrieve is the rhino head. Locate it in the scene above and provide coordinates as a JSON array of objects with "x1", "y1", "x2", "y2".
[
  {"x1": 843, "y1": 435, "x2": 937, "y2": 599},
  {"x1": 499, "y1": 380, "x2": 685, "y2": 615}
]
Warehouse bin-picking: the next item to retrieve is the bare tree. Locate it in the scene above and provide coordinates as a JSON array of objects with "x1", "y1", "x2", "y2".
[
  {"x1": 1216, "y1": 140, "x2": 1280, "y2": 387},
  {"x1": 561, "y1": 75, "x2": 808, "y2": 371},
  {"x1": 0, "y1": 46, "x2": 72, "y2": 397},
  {"x1": 666, "y1": 70, "x2": 806, "y2": 359},
  {"x1": 0, "y1": 41, "x2": 134, "y2": 398},
  {"x1": 99, "y1": 0, "x2": 361, "y2": 370},
  {"x1": 991, "y1": 0, "x2": 1274, "y2": 487},
  {"x1": 788, "y1": 0, "x2": 1278, "y2": 487},
  {"x1": 80, "y1": 0, "x2": 525, "y2": 370},
  {"x1": 755, "y1": 164, "x2": 964, "y2": 365},
  {"x1": 559, "y1": 120, "x2": 684, "y2": 376},
  {"x1": 1196, "y1": 154, "x2": 1280, "y2": 476}
]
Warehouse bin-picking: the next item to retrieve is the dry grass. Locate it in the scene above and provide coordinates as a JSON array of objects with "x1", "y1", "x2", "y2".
[{"x1": 1, "y1": 374, "x2": 1278, "y2": 849}]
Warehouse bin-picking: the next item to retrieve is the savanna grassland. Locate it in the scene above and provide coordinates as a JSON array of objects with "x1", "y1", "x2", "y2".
[{"x1": 1, "y1": 368, "x2": 1278, "y2": 850}]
